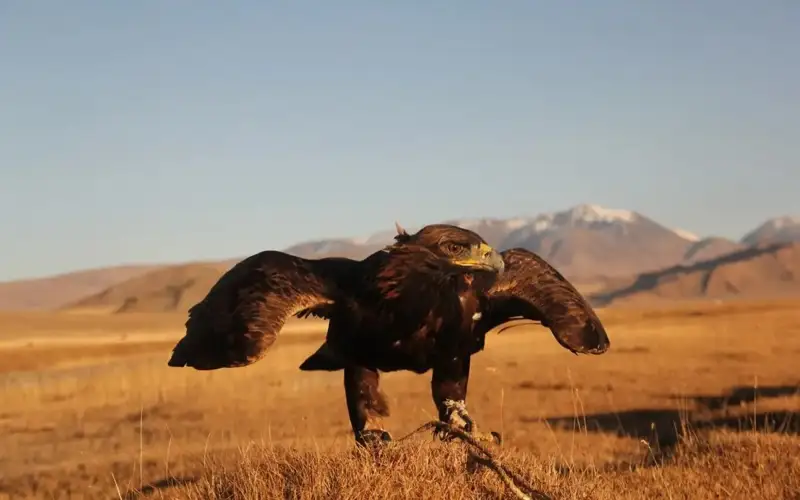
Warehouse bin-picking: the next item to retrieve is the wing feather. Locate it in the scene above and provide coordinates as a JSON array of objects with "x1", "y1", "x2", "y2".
[
  {"x1": 475, "y1": 248, "x2": 610, "y2": 354},
  {"x1": 167, "y1": 251, "x2": 347, "y2": 370}
]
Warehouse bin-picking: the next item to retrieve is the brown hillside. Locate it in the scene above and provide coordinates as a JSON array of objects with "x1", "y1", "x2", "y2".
[
  {"x1": 509, "y1": 219, "x2": 694, "y2": 279},
  {"x1": 68, "y1": 261, "x2": 236, "y2": 313},
  {"x1": 0, "y1": 264, "x2": 161, "y2": 311},
  {"x1": 682, "y1": 237, "x2": 745, "y2": 265},
  {"x1": 592, "y1": 242, "x2": 800, "y2": 306}
]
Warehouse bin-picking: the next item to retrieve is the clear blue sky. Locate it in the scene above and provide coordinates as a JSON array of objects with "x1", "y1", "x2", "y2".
[{"x1": 1, "y1": 1, "x2": 798, "y2": 281}]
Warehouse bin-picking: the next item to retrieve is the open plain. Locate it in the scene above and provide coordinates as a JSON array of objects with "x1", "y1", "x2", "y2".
[{"x1": 0, "y1": 299, "x2": 798, "y2": 499}]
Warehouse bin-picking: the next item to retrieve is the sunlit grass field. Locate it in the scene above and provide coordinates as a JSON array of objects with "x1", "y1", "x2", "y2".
[{"x1": 0, "y1": 299, "x2": 798, "y2": 499}]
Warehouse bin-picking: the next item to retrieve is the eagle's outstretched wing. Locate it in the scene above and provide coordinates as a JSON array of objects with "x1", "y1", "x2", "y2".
[
  {"x1": 168, "y1": 251, "x2": 350, "y2": 370},
  {"x1": 474, "y1": 248, "x2": 610, "y2": 354}
]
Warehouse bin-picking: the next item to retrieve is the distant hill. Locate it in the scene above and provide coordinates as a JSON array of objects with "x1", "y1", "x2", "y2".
[
  {"x1": 3, "y1": 203, "x2": 799, "y2": 312},
  {"x1": 67, "y1": 261, "x2": 237, "y2": 314},
  {"x1": 681, "y1": 237, "x2": 746, "y2": 265},
  {"x1": 0, "y1": 265, "x2": 161, "y2": 311},
  {"x1": 741, "y1": 216, "x2": 800, "y2": 246},
  {"x1": 591, "y1": 242, "x2": 800, "y2": 306}
]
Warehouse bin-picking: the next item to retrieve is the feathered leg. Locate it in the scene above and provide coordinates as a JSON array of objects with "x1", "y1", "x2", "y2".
[
  {"x1": 431, "y1": 355, "x2": 500, "y2": 443},
  {"x1": 344, "y1": 365, "x2": 391, "y2": 447},
  {"x1": 431, "y1": 354, "x2": 473, "y2": 430}
]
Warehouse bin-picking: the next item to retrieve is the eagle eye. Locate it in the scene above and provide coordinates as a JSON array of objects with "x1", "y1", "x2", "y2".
[{"x1": 443, "y1": 242, "x2": 468, "y2": 255}]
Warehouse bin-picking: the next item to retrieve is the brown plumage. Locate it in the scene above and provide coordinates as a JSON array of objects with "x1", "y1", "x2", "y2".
[
  {"x1": 473, "y1": 247, "x2": 610, "y2": 356},
  {"x1": 168, "y1": 223, "x2": 610, "y2": 446},
  {"x1": 167, "y1": 251, "x2": 347, "y2": 370}
]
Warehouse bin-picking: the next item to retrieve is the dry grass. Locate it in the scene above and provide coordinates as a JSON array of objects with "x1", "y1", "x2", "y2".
[
  {"x1": 0, "y1": 300, "x2": 798, "y2": 499},
  {"x1": 173, "y1": 432, "x2": 800, "y2": 500}
]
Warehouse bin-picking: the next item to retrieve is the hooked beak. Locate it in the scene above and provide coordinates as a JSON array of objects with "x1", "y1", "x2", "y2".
[{"x1": 453, "y1": 243, "x2": 505, "y2": 274}]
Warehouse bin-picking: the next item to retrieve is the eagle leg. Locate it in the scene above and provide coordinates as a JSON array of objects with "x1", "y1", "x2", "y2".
[
  {"x1": 431, "y1": 355, "x2": 472, "y2": 431},
  {"x1": 431, "y1": 355, "x2": 501, "y2": 444},
  {"x1": 344, "y1": 365, "x2": 392, "y2": 447}
]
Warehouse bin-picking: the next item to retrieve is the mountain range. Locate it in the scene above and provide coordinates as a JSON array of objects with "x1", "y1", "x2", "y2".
[
  {"x1": 283, "y1": 204, "x2": 734, "y2": 280},
  {"x1": 281, "y1": 204, "x2": 800, "y2": 280},
  {"x1": 2, "y1": 204, "x2": 799, "y2": 312}
]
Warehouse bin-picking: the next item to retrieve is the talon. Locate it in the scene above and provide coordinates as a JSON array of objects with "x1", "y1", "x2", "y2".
[
  {"x1": 491, "y1": 431, "x2": 502, "y2": 445},
  {"x1": 433, "y1": 426, "x2": 451, "y2": 441},
  {"x1": 462, "y1": 414, "x2": 475, "y2": 433},
  {"x1": 356, "y1": 429, "x2": 392, "y2": 448},
  {"x1": 433, "y1": 423, "x2": 458, "y2": 442}
]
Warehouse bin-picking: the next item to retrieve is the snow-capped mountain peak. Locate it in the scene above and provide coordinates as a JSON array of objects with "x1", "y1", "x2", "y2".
[
  {"x1": 562, "y1": 203, "x2": 637, "y2": 224},
  {"x1": 344, "y1": 207, "x2": 645, "y2": 248},
  {"x1": 764, "y1": 216, "x2": 800, "y2": 230},
  {"x1": 671, "y1": 228, "x2": 701, "y2": 242},
  {"x1": 524, "y1": 203, "x2": 639, "y2": 234},
  {"x1": 741, "y1": 215, "x2": 800, "y2": 246},
  {"x1": 503, "y1": 217, "x2": 532, "y2": 230},
  {"x1": 449, "y1": 217, "x2": 533, "y2": 231}
]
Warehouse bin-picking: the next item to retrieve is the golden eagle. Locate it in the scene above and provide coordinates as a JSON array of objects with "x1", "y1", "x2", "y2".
[{"x1": 167, "y1": 223, "x2": 610, "y2": 445}]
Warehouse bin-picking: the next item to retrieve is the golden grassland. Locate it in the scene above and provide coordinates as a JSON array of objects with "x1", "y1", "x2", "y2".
[{"x1": 0, "y1": 299, "x2": 798, "y2": 499}]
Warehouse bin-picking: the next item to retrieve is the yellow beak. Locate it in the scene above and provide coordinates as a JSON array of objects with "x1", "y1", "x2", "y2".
[{"x1": 452, "y1": 243, "x2": 505, "y2": 273}]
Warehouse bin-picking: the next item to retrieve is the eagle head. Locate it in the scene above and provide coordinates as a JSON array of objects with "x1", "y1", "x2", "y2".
[{"x1": 389, "y1": 222, "x2": 505, "y2": 275}]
